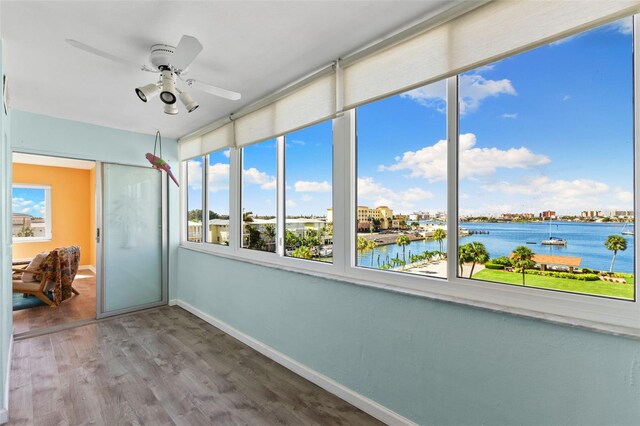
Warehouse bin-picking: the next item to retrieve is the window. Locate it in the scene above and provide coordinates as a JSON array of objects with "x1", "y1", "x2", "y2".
[
  {"x1": 458, "y1": 17, "x2": 635, "y2": 300},
  {"x1": 355, "y1": 80, "x2": 448, "y2": 277},
  {"x1": 285, "y1": 120, "x2": 333, "y2": 262},
  {"x1": 180, "y1": 13, "x2": 639, "y2": 335},
  {"x1": 12, "y1": 184, "x2": 51, "y2": 241},
  {"x1": 207, "y1": 150, "x2": 231, "y2": 246},
  {"x1": 241, "y1": 139, "x2": 277, "y2": 252},
  {"x1": 186, "y1": 157, "x2": 204, "y2": 243}
]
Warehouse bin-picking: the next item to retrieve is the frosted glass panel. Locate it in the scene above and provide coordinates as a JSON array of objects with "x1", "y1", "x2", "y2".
[{"x1": 103, "y1": 163, "x2": 163, "y2": 312}]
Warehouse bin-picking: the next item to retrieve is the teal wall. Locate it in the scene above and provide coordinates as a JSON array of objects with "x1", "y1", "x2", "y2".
[
  {"x1": 177, "y1": 248, "x2": 640, "y2": 425},
  {"x1": 0, "y1": 41, "x2": 12, "y2": 422},
  {"x1": 10, "y1": 110, "x2": 179, "y2": 301}
]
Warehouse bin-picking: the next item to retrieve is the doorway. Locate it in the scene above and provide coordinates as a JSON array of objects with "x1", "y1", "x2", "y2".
[
  {"x1": 11, "y1": 154, "x2": 167, "y2": 336},
  {"x1": 11, "y1": 153, "x2": 97, "y2": 334}
]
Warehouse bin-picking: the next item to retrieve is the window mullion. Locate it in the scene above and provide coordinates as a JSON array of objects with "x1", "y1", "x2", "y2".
[
  {"x1": 276, "y1": 135, "x2": 286, "y2": 257},
  {"x1": 202, "y1": 155, "x2": 209, "y2": 243},
  {"x1": 446, "y1": 76, "x2": 459, "y2": 281},
  {"x1": 633, "y1": 13, "x2": 639, "y2": 302},
  {"x1": 230, "y1": 147, "x2": 241, "y2": 253}
]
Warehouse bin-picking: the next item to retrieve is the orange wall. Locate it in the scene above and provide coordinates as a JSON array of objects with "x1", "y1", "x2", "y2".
[{"x1": 12, "y1": 163, "x2": 95, "y2": 267}]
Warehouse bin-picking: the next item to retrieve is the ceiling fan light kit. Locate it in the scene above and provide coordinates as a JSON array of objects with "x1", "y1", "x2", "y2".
[
  {"x1": 159, "y1": 70, "x2": 177, "y2": 105},
  {"x1": 135, "y1": 82, "x2": 161, "y2": 103},
  {"x1": 66, "y1": 35, "x2": 241, "y2": 116},
  {"x1": 164, "y1": 103, "x2": 179, "y2": 115},
  {"x1": 178, "y1": 90, "x2": 199, "y2": 113}
]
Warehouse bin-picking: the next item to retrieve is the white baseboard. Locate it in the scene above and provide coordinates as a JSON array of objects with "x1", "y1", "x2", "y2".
[
  {"x1": 177, "y1": 300, "x2": 415, "y2": 426},
  {"x1": 168, "y1": 299, "x2": 178, "y2": 306},
  {"x1": 79, "y1": 265, "x2": 96, "y2": 273},
  {"x1": 1, "y1": 334, "x2": 14, "y2": 424}
]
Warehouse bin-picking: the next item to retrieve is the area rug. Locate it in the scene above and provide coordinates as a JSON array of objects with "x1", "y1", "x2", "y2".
[{"x1": 12, "y1": 292, "x2": 54, "y2": 311}]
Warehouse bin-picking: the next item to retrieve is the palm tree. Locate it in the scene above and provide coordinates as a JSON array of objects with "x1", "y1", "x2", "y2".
[
  {"x1": 368, "y1": 240, "x2": 378, "y2": 267},
  {"x1": 458, "y1": 243, "x2": 474, "y2": 276},
  {"x1": 263, "y1": 224, "x2": 276, "y2": 251},
  {"x1": 242, "y1": 211, "x2": 254, "y2": 223},
  {"x1": 605, "y1": 235, "x2": 628, "y2": 273},
  {"x1": 432, "y1": 228, "x2": 446, "y2": 253},
  {"x1": 357, "y1": 236, "x2": 369, "y2": 262},
  {"x1": 467, "y1": 241, "x2": 489, "y2": 277},
  {"x1": 511, "y1": 245, "x2": 535, "y2": 286},
  {"x1": 396, "y1": 234, "x2": 411, "y2": 264}
]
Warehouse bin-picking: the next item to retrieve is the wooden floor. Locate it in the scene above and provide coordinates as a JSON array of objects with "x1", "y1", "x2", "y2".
[
  {"x1": 8, "y1": 306, "x2": 381, "y2": 425},
  {"x1": 12, "y1": 270, "x2": 96, "y2": 335}
]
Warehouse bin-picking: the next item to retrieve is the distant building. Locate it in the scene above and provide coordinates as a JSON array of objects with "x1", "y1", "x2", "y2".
[
  {"x1": 581, "y1": 210, "x2": 602, "y2": 218},
  {"x1": 12, "y1": 213, "x2": 46, "y2": 238},
  {"x1": 540, "y1": 210, "x2": 556, "y2": 219},
  {"x1": 355, "y1": 205, "x2": 393, "y2": 230},
  {"x1": 608, "y1": 210, "x2": 634, "y2": 219},
  {"x1": 499, "y1": 213, "x2": 535, "y2": 221}
]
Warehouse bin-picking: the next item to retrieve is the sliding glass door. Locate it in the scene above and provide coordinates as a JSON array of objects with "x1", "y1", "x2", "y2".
[{"x1": 98, "y1": 162, "x2": 166, "y2": 318}]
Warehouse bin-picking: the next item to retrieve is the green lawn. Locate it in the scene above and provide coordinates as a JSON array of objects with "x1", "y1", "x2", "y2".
[{"x1": 472, "y1": 269, "x2": 635, "y2": 300}]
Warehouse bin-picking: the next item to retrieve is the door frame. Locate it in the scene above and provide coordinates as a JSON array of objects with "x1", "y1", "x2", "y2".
[{"x1": 95, "y1": 161, "x2": 168, "y2": 319}]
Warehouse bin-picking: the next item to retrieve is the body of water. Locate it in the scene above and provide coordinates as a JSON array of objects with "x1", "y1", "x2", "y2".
[{"x1": 356, "y1": 221, "x2": 635, "y2": 274}]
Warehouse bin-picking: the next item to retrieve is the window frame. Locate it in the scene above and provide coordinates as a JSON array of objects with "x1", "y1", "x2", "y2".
[
  {"x1": 180, "y1": 16, "x2": 640, "y2": 337},
  {"x1": 12, "y1": 183, "x2": 52, "y2": 242}
]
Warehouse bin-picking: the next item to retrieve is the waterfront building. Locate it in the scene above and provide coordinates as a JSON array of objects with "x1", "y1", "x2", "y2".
[
  {"x1": 540, "y1": 210, "x2": 556, "y2": 219},
  {"x1": 608, "y1": 210, "x2": 634, "y2": 219},
  {"x1": 355, "y1": 205, "x2": 393, "y2": 230},
  {"x1": 581, "y1": 210, "x2": 602, "y2": 218}
]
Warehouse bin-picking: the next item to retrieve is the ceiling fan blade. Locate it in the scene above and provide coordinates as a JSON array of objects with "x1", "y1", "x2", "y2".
[
  {"x1": 187, "y1": 79, "x2": 241, "y2": 101},
  {"x1": 171, "y1": 35, "x2": 203, "y2": 71},
  {"x1": 66, "y1": 39, "x2": 152, "y2": 71}
]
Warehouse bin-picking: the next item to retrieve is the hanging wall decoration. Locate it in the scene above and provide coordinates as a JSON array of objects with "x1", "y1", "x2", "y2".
[{"x1": 145, "y1": 130, "x2": 179, "y2": 187}]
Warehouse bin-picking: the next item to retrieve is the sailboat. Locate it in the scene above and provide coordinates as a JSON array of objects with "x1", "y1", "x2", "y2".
[
  {"x1": 541, "y1": 220, "x2": 567, "y2": 245},
  {"x1": 621, "y1": 222, "x2": 634, "y2": 236}
]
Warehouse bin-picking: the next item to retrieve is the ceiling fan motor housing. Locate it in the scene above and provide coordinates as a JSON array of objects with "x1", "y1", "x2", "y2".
[{"x1": 149, "y1": 44, "x2": 176, "y2": 71}]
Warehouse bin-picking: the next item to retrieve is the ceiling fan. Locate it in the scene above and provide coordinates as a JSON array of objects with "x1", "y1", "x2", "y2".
[{"x1": 66, "y1": 35, "x2": 241, "y2": 115}]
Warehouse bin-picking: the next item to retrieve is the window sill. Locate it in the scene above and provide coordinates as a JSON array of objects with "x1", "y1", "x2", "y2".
[
  {"x1": 179, "y1": 244, "x2": 640, "y2": 340},
  {"x1": 13, "y1": 237, "x2": 52, "y2": 243}
]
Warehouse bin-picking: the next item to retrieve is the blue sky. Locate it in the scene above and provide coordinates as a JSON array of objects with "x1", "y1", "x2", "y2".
[
  {"x1": 361, "y1": 16, "x2": 633, "y2": 217},
  {"x1": 189, "y1": 17, "x2": 634, "y2": 218},
  {"x1": 12, "y1": 187, "x2": 46, "y2": 218}
]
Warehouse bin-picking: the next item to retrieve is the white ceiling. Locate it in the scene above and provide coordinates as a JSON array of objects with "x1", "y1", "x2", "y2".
[{"x1": 1, "y1": 1, "x2": 457, "y2": 139}]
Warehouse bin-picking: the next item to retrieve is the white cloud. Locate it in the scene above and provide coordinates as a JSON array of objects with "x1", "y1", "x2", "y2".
[
  {"x1": 208, "y1": 163, "x2": 230, "y2": 192},
  {"x1": 379, "y1": 133, "x2": 550, "y2": 181},
  {"x1": 400, "y1": 79, "x2": 447, "y2": 112},
  {"x1": 501, "y1": 113, "x2": 518, "y2": 119},
  {"x1": 474, "y1": 64, "x2": 495, "y2": 73},
  {"x1": 482, "y1": 176, "x2": 633, "y2": 211},
  {"x1": 286, "y1": 199, "x2": 297, "y2": 208},
  {"x1": 187, "y1": 160, "x2": 203, "y2": 190},
  {"x1": 459, "y1": 74, "x2": 516, "y2": 114},
  {"x1": 550, "y1": 19, "x2": 631, "y2": 47},
  {"x1": 460, "y1": 204, "x2": 515, "y2": 217},
  {"x1": 12, "y1": 197, "x2": 34, "y2": 209},
  {"x1": 288, "y1": 139, "x2": 305, "y2": 146},
  {"x1": 607, "y1": 18, "x2": 632, "y2": 35},
  {"x1": 300, "y1": 194, "x2": 313, "y2": 202},
  {"x1": 294, "y1": 180, "x2": 331, "y2": 192},
  {"x1": 401, "y1": 74, "x2": 516, "y2": 115},
  {"x1": 358, "y1": 176, "x2": 433, "y2": 212},
  {"x1": 187, "y1": 161, "x2": 230, "y2": 191},
  {"x1": 243, "y1": 167, "x2": 276, "y2": 190},
  {"x1": 616, "y1": 191, "x2": 634, "y2": 204},
  {"x1": 223, "y1": 150, "x2": 230, "y2": 158}
]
